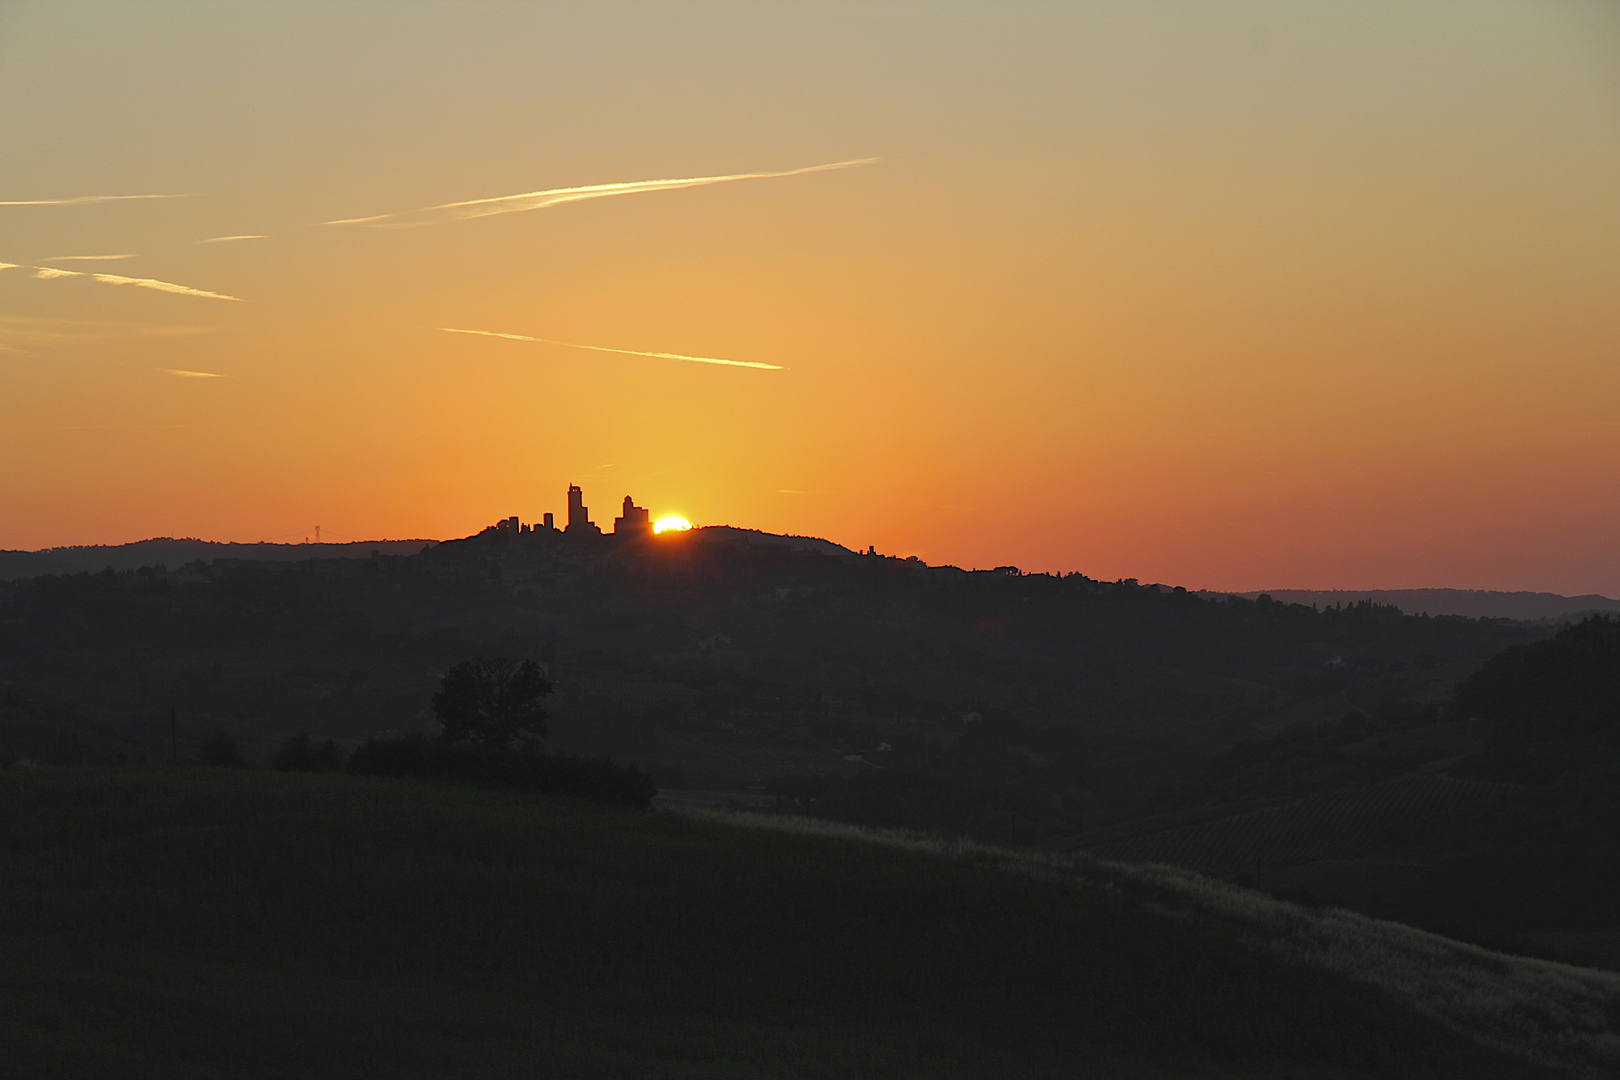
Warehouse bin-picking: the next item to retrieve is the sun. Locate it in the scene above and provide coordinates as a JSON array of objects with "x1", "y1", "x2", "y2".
[{"x1": 653, "y1": 516, "x2": 691, "y2": 534}]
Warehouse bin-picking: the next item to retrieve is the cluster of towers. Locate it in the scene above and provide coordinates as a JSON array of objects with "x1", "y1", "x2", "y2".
[{"x1": 488, "y1": 485, "x2": 652, "y2": 542}]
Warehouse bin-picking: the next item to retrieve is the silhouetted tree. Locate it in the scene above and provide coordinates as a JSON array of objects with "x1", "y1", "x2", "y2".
[
  {"x1": 272, "y1": 732, "x2": 345, "y2": 772},
  {"x1": 432, "y1": 657, "x2": 550, "y2": 750},
  {"x1": 199, "y1": 732, "x2": 247, "y2": 768}
]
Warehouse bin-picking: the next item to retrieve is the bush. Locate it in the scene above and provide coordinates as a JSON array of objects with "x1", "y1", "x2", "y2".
[
  {"x1": 272, "y1": 733, "x2": 345, "y2": 773},
  {"x1": 199, "y1": 733, "x2": 248, "y2": 768},
  {"x1": 345, "y1": 734, "x2": 655, "y2": 810}
]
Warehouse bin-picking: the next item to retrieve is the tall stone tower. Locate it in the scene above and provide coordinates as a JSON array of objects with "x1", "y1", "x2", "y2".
[
  {"x1": 614, "y1": 495, "x2": 651, "y2": 536},
  {"x1": 565, "y1": 484, "x2": 597, "y2": 533}
]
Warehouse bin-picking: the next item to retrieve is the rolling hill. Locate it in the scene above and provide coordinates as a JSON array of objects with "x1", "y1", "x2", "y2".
[
  {"x1": 1222, "y1": 589, "x2": 1620, "y2": 623},
  {"x1": 1, "y1": 765, "x2": 1611, "y2": 1078}
]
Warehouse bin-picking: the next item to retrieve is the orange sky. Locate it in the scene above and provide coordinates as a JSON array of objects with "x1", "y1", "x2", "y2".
[{"x1": 2, "y1": 2, "x2": 1618, "y2": 594}]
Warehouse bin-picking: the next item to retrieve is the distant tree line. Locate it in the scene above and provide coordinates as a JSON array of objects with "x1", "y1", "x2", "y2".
[{"x1": 271, "y1": 656, "x2": 655, "y2": 810}]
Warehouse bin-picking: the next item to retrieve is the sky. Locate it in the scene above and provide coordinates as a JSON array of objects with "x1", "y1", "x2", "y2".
[{"x1": 1, "y1": 1, "x2": 1617, "y2": 594}]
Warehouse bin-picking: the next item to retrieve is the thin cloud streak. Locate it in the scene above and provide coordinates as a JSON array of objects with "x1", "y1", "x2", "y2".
[
  {"x1": 201, "y1": 235, "x2": 266, "y2": 243},
  {"x1": 156, "y1": 368, "x2": 224, "y2": 378},
  {"x1": 0, "y1": 315, "x2": 216, "y2": 342},
  {"x1": 45, "y1": 254, "x2": 137, "y2": 262},
  {"x1": 0, "y1": 194, "x2": 191, "y2": 206},
  {"x1": 438, "y1": 327, "x2": 785, "y2": 370},
  {"x1": 326, "y1": 158, "x2": 878, "y2": 228},
  {"x1": 0, "y1": 262, "x2": 20, "y2": 272},
  {"x1": 54, "y1": 422, "x2": 211, "y2": 431},
  {"x1": 90, "y1": 273, "x2": 242, "y2": 301},
  {"x1": 27, "y1": 264, "x2": 242, "y2": 300}
]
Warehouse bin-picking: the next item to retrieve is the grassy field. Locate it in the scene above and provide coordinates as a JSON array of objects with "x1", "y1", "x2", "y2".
[
  {"x1": 0, "y1": 767, "x2": 1580, "y2": 1079},
  {"x1": 1077, "y1": 774, "x2": 1519, "y2": 875}
]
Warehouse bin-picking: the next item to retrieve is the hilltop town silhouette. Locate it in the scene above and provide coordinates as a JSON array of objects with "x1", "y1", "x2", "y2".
[{"x1": 480, "y1": 485, "x2": 654, "y2": 542}]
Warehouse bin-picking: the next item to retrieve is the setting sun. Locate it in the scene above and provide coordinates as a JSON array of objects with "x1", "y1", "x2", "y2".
[{"x1": 653, "y1": 516, "x2": 691, "y2": 534}]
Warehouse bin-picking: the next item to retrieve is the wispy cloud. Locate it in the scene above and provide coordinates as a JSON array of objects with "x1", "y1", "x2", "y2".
[
  {"x1": 326, "y1": 158, "x2": 878, "y2": 228},
  {"x1": 0, "y1": 315, "x2": 76, "y2": 342},
  {"x1": 44, "y1": 254, "x2": 137, "y2": 262},
  {"x1": 0, "y1": 262, "x2": 20, "y2": 272},
  {"x1": 437, "y1": 327, "x2": 784, "y2": 371},
  {"x1": 0, "y1": 194, "x2": 191, "y2": 206},
  {"x1": 28, "y1": 264, "x2": 242, "y2": 301},
  {"x1": 0, "y1": 314, "x2": 217, "y2": 344},
  {"x1": 201, "y1": 235, "x2": 266, "y2": 243},
  {"x1": 54, "y1": 422, "x2": 211, "y2": 431},
  {"x1": 89, "y1": 273, "x2": 242, "y2": 301},
  {"x1": 157, "y1": 368, "x2": 224, "y2": 378}
]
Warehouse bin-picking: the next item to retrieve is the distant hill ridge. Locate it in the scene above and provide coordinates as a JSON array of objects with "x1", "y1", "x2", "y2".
[
  {"x1": 0, "y1": 537, "x2": 436, "y2": 581},
  {"x1": 6, "y1": 534, "x2": 1616, "y2": 624},
  {"x1": 691, "y1": 525, "x2": 861, "y2": 559},
  {"x1": 1215, "y1": 588, "x2": 1620, "y2": 622},
  {"x1": 0, "y1": 526, "x2": 861, "y2": 583}
]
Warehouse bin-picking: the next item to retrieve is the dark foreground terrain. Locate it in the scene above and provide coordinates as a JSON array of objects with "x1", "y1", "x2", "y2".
[
  {"x1": 2, "y1": 767, "x2": 1611, "y2": 1079},
  {"x1": 3, "y1": 529, "x2": 1612, "y2": 973}
]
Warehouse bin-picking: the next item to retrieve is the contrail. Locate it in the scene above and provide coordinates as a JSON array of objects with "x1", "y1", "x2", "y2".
[
  {"x1": 45, "y1": 254, "x2": 137, "y2": 262},
  {"x1": 29, "y1": 264, "x2": 241, "y2": 300},
  {"x1": 0, "y1": 194, "x2": 191, "y2": 206},
  {"x1": 201, "y1": 235, "x2": 266, "y2": 243},
  {"x1": 90, "y1": 273, "x2": 242, "y2": 301},
  {"x1": 325, "y1": 158, "x2": 878, "y2": 228},
  {"x1": 0, "y1": 315, "x2": 214, "y2": 342},
  {"x1": 437, "y1": 326, "x2": 784, "y2": 370},
  {"x1": 157, "y1": 368, "x2": 224, "y2": 378}
]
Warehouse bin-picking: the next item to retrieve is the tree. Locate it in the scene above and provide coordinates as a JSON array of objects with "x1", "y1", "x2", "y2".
[
  {"x1": 272, "y1": 732, "x2": 345, "y2": 772},
  {"x1": 432, "y1": 657, "x2": 551, "y2": 750},
  {"x1": 199, "y1": 732, "x2": 248, "y2": 768}
]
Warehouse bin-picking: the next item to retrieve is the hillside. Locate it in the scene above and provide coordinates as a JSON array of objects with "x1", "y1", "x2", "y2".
[
  {"x1": 0, "y1": 537, "x2": 436, "y2": 581},
  {"x1": 0, "y1": 524, "x2": 1543, "y2": 842},
  {"x1": 6, "y1": 525, "x2": 1604, "y2": 980},
  {"x1": 1068, "y1": 618, "x2": 1620, "y2": 968},
  {"x1": 1224, "y1": 589, "x2": 1620, "y2": 623},
  {"x1": 0, "y1": 766, "x2": 1608, "y2": 1078}
]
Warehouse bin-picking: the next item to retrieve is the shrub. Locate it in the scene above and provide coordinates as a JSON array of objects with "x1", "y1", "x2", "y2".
[{"x1": 345, "y1": 734, "x2": 655, "y2": 810}]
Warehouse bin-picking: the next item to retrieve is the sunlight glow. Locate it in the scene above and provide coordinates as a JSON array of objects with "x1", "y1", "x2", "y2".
[{"x1": 653, "y1": 516, "x2": 691, "y2": 534}]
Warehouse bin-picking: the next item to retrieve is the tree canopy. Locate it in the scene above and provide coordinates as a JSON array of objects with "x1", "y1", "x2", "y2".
[{"x1": 432, "y1": 657, "x2": 551, "y2": 750}]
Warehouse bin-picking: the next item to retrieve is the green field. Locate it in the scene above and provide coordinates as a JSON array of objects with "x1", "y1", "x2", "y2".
[{"x1": 0, "y1": 768, "x2": 1577, "y2": 1078}]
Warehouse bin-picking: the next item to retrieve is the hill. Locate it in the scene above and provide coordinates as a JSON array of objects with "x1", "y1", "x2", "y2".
[
  {"x1": 0, "y1": 537, "x2": 436, "y2": 581},
  {"x1": 0, "y1": 525, "x2": 1542, "y2": 840},
  {"x1": 1068, "y1": 617, "x2": 1620, "y2": 968},
  {"x1": 5, "y1": 523, "x2": 1599, "y2": 980},
  {"x1": 0, "y1": 765, "x2": 1609, "y2": 1078},
  {"x1": 1220, "y1": 589, "x2": 1620, "y2": 623}
]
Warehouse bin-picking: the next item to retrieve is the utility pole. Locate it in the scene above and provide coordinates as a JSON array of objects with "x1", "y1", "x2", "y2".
[
  {"x1": 316, "y1": 525, "x2": 321, "y2": 543},
  {"x1": 170, "y1": 706, "x2": 177, "y2": 764}
]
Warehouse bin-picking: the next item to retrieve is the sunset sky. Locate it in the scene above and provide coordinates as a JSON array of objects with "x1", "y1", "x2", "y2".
[{"x1": 2, "y1": 2, "x2": 1617, "y2": 594}]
